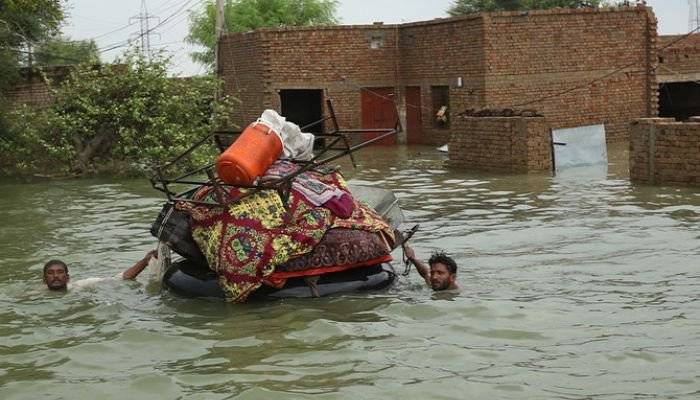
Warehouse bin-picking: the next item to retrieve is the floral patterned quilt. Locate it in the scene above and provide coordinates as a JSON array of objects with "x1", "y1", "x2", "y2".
[{"x1": 177, "y1": 170, "x2": 393, "y2": 302}]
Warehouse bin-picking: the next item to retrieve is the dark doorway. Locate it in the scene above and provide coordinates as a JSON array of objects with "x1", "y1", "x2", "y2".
[
  {"x1": 659, "y1": 82, "x2": 700, "y2": 121},
  {"x1": 361, "y1": 87, "x2": 398, "y2": 145},
  {"x1": 279, "y1": 89, "x2": 324, "y2": 133},
  {"x1": 405, "y1": 86, "x2": 423, "y2": 144}
]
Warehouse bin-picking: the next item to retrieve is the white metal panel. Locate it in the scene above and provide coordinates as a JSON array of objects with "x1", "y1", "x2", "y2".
[{"x1": 552, "y1": 124, "x2": 607, "y2": 172}]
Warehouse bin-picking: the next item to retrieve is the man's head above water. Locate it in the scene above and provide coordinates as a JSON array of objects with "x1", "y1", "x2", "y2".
[
  {"x1": 403, "y1": 245, "x2": 459, "y2": 292},
  {"x1": 43, "y1": 259, "x2": 69, "y2": 291},
  {"x1": 427, "y1": 251, "x2": 458, "y2": 291}
]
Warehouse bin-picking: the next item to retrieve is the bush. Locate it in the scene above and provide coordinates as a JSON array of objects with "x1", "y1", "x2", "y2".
[{"x1": 1, "y1": 52, "x2": 234, "y2": 177}]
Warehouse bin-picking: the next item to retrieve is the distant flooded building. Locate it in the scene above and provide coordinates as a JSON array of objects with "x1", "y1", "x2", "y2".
[
  {"x1": 218, "y1": 5, "x2": 661, "y2": 145},
  {"x1": 657, "y1": 33, "x2": 700, "y2": 120}
]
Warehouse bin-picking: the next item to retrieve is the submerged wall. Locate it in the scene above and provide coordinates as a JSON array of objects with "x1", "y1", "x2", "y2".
[
  {"x1": 449, "y1": 116, "x2": 552, "y2": 172},
  {"x1": 630, "y1": 118, "x2": 700, "y2": 185}
]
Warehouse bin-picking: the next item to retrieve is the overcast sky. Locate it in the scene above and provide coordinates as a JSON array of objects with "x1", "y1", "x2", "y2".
[{"x1": 61, "y1": 0, "x2": 691, "y2": 76}]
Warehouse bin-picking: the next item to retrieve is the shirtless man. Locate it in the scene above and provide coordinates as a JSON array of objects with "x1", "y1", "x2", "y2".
[
  {"x1": 43, "y1": 250, "x2": 157, "y2": 291},
  {"x1": 403, "y1": 245, "x2": 459, "y2": 291}
]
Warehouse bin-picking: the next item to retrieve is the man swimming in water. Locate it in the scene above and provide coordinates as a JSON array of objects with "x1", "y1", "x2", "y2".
[
  {"x1": 43, "y1": 250, "x2": 157, "y2": 291},
  {"x1": 403, "y1": 245, "x2": 459, "y2": 291}
]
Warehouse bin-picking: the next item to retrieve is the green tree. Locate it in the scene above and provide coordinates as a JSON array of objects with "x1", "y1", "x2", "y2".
[
  {"x1": 2, "y1": 52, "x2": 234, "y2": 176},
  {"x1": 0, "y1": 0, "x2": 64, "y2": 141},
  {"x1": 0, "y1": 0, "x2": 64, "y2": 91},
  {"x1": 187, "y1": 0, "x2": 338, "y2": 70},
  {"x1": 447, "y1": 0, "x2": 619, "y2": 15},
  {"x1": 34, "y1": 36, "x2": 100, "y2": 66}
]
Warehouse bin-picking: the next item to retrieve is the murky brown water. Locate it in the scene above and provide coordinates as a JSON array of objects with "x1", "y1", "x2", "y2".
[{"x1": 1, "y1": 144, "x2": 699, "y2": 399}]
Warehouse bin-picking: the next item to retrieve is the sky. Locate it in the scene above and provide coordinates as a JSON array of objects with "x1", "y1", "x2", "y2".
[{"x1": 61, "y1": 0, "x2": 691, "y2": 77}]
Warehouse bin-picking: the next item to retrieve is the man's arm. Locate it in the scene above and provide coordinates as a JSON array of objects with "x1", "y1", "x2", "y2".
[
  {"x1": 122, "y1": 250, "x2": 157, "y2": 280},
  {"x1": 403, "y1": 245, "x2": 430, "y2": 286}
]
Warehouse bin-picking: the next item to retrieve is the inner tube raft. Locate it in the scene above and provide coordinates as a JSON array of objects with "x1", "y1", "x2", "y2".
[{"x1": 163, "y1": 259, "x2": 396, "y2": 300}]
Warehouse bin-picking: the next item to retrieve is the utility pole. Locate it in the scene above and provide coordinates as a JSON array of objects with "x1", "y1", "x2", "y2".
[
  {"x1": 215, "y1": 0, "x2": 225, "y2": 77},
  {"x1": 691, "y1": 0, "x2": 700, "y2": 32},
  {"x1": 129, "y1": 0, "x2": 160, "y2": 59}
]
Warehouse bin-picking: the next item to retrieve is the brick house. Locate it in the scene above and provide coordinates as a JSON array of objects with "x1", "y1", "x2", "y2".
[
  {"x1": 4, "y1": 66, "x2": 73, "y2": 109},
  {"x1": 657, "y1": 33, "x2": 700, "y2": 120},
  {"x1": 218, "y1": 5, "x2": 661, "y2": 145}
]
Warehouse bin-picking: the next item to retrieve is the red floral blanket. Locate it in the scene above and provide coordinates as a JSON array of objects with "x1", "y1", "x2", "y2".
[{"x1": 178, "y1": 170, "x2": 393, "y2": 302}]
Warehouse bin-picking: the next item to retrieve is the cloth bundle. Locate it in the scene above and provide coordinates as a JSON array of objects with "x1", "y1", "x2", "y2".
[
  {"x1": 258, "y1": 109, "x2": 315, "y2": 161},
  {"x1": 264, "y1": 161, "x2": 354, "y2": 218},
  {"x1": 179, "y1": 168, "x2": 394, "y2": 302}
]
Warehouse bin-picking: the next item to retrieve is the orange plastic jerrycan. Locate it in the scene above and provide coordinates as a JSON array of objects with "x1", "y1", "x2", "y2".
[{"x1": 215, "y1": 122, "x2": 283, "y2": 185}]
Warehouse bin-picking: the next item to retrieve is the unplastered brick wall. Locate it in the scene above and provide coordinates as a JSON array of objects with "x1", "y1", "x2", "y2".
[
  {"x1": 630, "y1": 118, "x2": 700, "y2": 185},
  {"x1": 219, "y1": 32, "x2": 267, "y2": 130},
  {"x1": 220, "y1": 25, "x2": 399, "y2": 131},
  {"x1": 6, "y1": 64, "x2": 127, "y2": 112},
  {"x1": 399, "y1": 17, "x2": 487, "y2": 145},
  {"x1": 266, "y1": 26, "x2": 398, "y2": 131},
  {"x1": 5, "y1": 77, "x2": 53, "y2": 108},
  {"x1": 5, "y1": 66, "x2": 72, "y2": 109},
  {"x1": 449, "y1": 116, "x2": 551, "y2": 172},
  {"x1": 219, "y1": 6, "x2": 657, "y2": 143},
  {"x1": 657, "y1": 34, "x2": 700, "y2": 83},
  {"x1": 483, "y1": 6, "x2": 657, "y2": 142}
]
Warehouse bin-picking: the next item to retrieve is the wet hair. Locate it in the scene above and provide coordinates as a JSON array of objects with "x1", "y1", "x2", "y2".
[
  {"x1": 43, "y1": 259, "x2": 68, "y2": 275},
  {"x1": 428, "y1": 251, "x2": 457, "y2": 274}
]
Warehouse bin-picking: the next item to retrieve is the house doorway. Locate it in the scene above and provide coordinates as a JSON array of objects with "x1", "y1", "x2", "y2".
[
  {"x1": 360, "y1": 87, "x2": 398, "y2": 145},
  {"x1": 279, "y1": 89, "x2": 324, "y2": 133},
  {"x1": 659, "y1": 82, "x2": 700, "y2": 121}
]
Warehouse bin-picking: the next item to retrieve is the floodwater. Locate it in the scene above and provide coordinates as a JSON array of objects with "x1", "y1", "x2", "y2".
[{"x1": 1, "y1": 144, "x2": 699, "y2": 399}]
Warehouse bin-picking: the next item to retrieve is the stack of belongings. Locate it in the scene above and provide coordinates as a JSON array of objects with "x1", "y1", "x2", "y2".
[{"x1": 176, "y1": 110, "x2": 395, "y2": 302}]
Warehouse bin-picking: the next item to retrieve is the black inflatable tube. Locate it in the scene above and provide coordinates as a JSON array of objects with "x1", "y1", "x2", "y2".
[{"x1": 163, "y1": 259, "x2": 397, "y2": 300}]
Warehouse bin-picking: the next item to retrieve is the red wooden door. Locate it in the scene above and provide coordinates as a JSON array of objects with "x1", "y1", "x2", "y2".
[
  {"x1": 405, "y1": 86, "x2": 422, "y2": 144},
  {"x1": 361, "y1": 87, "x2": 397, "y2": 145}
]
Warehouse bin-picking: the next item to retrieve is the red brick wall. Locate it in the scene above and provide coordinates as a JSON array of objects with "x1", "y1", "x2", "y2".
[
  {"x1": 449, "y1": 116, "x2": 551, "y2": 172},
  {"x1": 657, "y1": 34, "x2": 700, "y2": 83},
  {"x1": 5, "y1": 77, "x2": 53, "y2": 108},
  {"x1": 264, "y1": 26, "x2": 399, "y2": 131},
  {"x1": 219, "y1": 32, "x2": 268, "y2": 130},
  {"x1": 630, "y1": 118, "x2": 700, "y2": 185},
  {"x1": 483, "y1": 7, "x2": 657, "y2": 142},
  {"x1": 399, "y1": 17, "x2": 487, "y2": 145},
  {"x1": 219, "y1": 25, "x2": 400, "y2": 131},
  {"x1": 219, "y1": 6, "x2": 657, "y2": 145},
  {"x1": 5, "y1": 66, "x2": 73, "y2": 109}
]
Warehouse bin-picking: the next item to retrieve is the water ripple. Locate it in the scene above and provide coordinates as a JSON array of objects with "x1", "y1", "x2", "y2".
[{"x1": 1, "y1": 145, "x2": 700, "y2": 399}]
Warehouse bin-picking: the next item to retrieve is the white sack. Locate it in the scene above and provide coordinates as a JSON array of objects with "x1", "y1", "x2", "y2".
[{"x1": 256, "y1": 109, "x2": 315, "y2": 161}]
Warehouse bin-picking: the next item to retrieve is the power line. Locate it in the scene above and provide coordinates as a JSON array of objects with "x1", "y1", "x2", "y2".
[
  {"x1": 152, "y1": 0, "x2": 190, "y2": 14},
  {"x1": 0, "y1": 46, "x2": 87, "y2": 64},
  {"x1": 99, "y1": 0, "x2": 204, "y2": 55},
  {"x1": 1, "y1": 1, "x2": 205, "y2": 70},
  {"x1": 315, "y1": 25, "x2": 700, "y2": 120},
  {"x1": 690, "y1": 0, "x2": 700, "y2": 32},
  {"x1": 129, "y1": 0, "x2": 161, "y2": 59},
  {"x1": 511, "y1": 25, "x2": 700, "y2": 108},
  {"x1": 91, "y1": 20, "x2": 139, "y2": 40}
]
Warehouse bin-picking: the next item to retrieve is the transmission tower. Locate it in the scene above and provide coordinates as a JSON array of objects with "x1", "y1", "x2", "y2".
[
  {"x1": 129, "y1": 0, "x2": 160, "y2": 58},
  {"x1": 690, "y1": 0, "x2": 700, "y2": 32}
]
